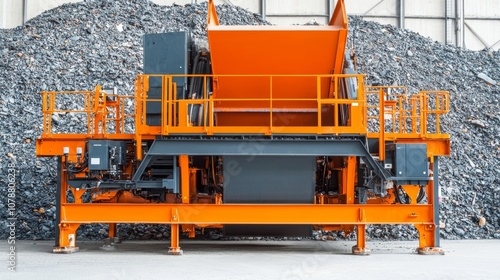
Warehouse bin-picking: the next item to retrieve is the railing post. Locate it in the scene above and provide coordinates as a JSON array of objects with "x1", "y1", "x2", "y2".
[
  {"x1": 161, "y1": 75, "x2": 168, "y2": 135},
  {"x1": 269, "y1": 75, "x2": 273, "y2": 133},
  {"x1": 209, "y1": 95, "x2": 214, "y2": 133},
  {"x1": 334, "y1": 76, "x2": 338, "y2": 128},
  {"x1": 378, "y1": 88, "x2": 385, "y2": 161},
  {"x1": 41, "y1": 92, "x2": 47, "y2": 135},
  {"x1": 358, "y1": 76, "x2": 367, "y2": 129},
  {"x1": 411, "y1": 96, "x2": 417, "y2": 134},
  {"x1": 203, "y1": 75, "x2": 207, "y2": 131},
  {"x1": 171, "y1": 80, "x2": 176, "y2": 128},
  {"x1": 48, "y1": 92, "x2": 55, "y2": 135},
  {"x1": 317, "y1": 75, "x2": 322, "y2": 130},
  {"x1": 115, "y1": 96, "x2": 121, "y2": 134},
  {"x1": 398, "y1": 96, "x2": 404, "y2": 133},
  {"x1": 134, "y1": 76, "x2": 144, "y2": 161},
  {"x1": 421, "y1": 92, "x2": 427, "y2": 137}
]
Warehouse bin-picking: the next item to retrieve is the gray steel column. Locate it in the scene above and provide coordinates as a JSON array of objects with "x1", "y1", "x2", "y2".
[
  {"x1": 455, "y1": 0, "x2": 464, "y2": 48},
  {"x1": 398, "y1": 0, "x2": 405, "y2": 29},
  {"x1": 260, "y1": 0, "x2": 266, "y2": 21},
  {"x1": 445, "y1": 0, "x2": 450, "y2": 45},
  {"x1": 23, "y1": 0, "x2": 28, "y2": 24},
  {"x1": 328, "y1": 0, "x2": 334, "y2": 21}
]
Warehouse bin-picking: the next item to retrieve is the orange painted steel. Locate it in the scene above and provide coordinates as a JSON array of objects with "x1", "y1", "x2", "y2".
[
  {"x1": 58, "y1": 204, "x2": 434, "y2": 225},
  {"x1": 92, "y1": 190, "x2": 150, "y2": 203},
  {"x1": 38, "y1": 74, "x2": 450, "y2": 254},
  {"x1": 207, "y1": 0, "x2": 347, "y2": 127},
  {"x1": 108, "y1": 223, "x2": 117, "y2": 239},
  {"x1": 37, "y1": 74, "x2": 450, "y2": 158},
  {"x1": 37, "y1": 75, "x2": 449, "y2": 156}
]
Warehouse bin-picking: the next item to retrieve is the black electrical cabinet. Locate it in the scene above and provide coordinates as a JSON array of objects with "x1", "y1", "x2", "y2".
[
  {"x1": 385, "y1": 143, "x2": 429, "y2": 185},
  {"x1": 88, "y1": 140, "x2": 127, "y2": 171}
]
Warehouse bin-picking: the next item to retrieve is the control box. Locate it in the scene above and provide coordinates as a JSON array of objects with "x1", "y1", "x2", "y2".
[
  {"x1": 385, "y1": 143, "x2": 428, "y2": 179},
  {"x1": 88, "y1": 140, "x2": 127, "y2": 171}
]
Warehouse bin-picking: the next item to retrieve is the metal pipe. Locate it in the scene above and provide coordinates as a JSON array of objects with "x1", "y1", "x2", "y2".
[
  {"x1": 23, "y1": 0, "x2": 28, "y2": 25},
  {"x1": 327, "y1": 0, "x2": 332, "y2": 22},
  {"x1": 455, "y1": 0, "x2": 464, "y2": 48},
  {"x1": 2, "y1": 0, "x2": 6, "y2": 28},
  {"x1": 398, "y1": 0, "x2": 405, "y2": 29},
  {"x1": 445, "y1": 0, "x2": 449, "y2": 45},
  {"x1": 460, "y1": 0, "x2": 465, "y2": 48},
  {"x1": 261, "y1": 0, "x2": 266, "y2": 21},
  {"x1": 489, "y1": 38, "x2": 500, "y2": 50}
]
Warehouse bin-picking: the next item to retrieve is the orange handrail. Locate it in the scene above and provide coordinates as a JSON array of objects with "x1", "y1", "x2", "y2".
[{"x1": 39, "y1": 74, "x2": 448, "y2": 142}]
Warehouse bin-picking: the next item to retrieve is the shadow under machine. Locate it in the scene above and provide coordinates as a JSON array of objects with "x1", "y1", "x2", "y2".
[{"x1": 36, "y1": 0, "x2": 450, "y2": 255}]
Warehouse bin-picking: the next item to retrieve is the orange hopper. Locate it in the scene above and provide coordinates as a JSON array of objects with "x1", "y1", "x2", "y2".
[{"x1": 207, "y1": 0, "x2": 348, "y2": 127}]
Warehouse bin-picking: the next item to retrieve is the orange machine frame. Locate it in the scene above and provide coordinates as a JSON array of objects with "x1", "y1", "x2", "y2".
[
  {"x1": 37, "y1": 72, "x2": 450, "y2": 255},
  {"x1": 36, "y1": 0, "x2": 450, "y2": 255}
]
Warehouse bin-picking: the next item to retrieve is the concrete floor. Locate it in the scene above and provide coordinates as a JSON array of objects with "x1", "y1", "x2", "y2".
[{"x1": 1, "y1": 239, "x2": 499, "y2": 279}]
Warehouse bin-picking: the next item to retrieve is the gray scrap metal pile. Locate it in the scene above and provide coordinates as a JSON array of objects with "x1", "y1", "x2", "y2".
[{"x1": 0, "y1": 0, "x2": 498, "y2": 240}]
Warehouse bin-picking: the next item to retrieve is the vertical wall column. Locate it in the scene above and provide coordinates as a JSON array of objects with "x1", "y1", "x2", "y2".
[
  {"x1": 23, "y1": 0, "x2": 27, "y2": 24},
  {"x1": 455, "y1": 0, "x2": 465, "y2": 48},
  {"x1": 260, "y1": 0, "x2": 266, "y2": 21},
  {"x1": 445, "y1": 0, "x2": 453, "y2": 45},
  {"x1": 398, "y1": 0, "x2": 405, "y2": 29}
]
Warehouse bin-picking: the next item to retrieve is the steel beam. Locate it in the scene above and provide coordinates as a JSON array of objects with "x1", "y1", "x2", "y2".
[
  {"x1": 59, "y1": 203, "x2": 435, "y2": 224},
  {"x1": 147, "y1": 138, "x2": 369, "y2": 156},
  {"x1": 362, "y1": 0, "x2": 385, "y2": 16},
  {"x1": 464, "y1": 22, "x2": 490, "y2": 50},
  {"x1": 145, "y1": 138, "x2": 391, "y2": 181},
  {"x1": 131, "y1": 153, "x2": 154, "y2": 182}
]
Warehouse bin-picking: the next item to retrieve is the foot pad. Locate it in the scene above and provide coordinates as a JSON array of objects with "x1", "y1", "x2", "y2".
[
  {"x1": 168, "y1": 248, "x2": 183, "y2": 255},
  {"x1": 417, "y1": 247, "x2": 444, "y2": 255},
  {"x1": 53, "y1": 247, "x2": 79, "y2": 254},
  {"x1": 352, "y1": 246, "x2": 371, "y2": 255}
]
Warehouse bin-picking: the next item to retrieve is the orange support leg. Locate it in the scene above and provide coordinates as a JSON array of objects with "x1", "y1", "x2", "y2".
[
  {"x1": 105, "y1": 223, "x2": 121, "y2": 245},
  {"x1": 415, "y1": 224, "x2": 444, "y2": 255},
  {"x1": 415, "y1": 157, "x2": 444, "y2": 255},
  {"x1": 182, "y1": 224, "x2": 196, "y2": 238},
  {"x1": 179, "y1": 155, "x2": 190, "y2": 204},
  {"x1": 352, "y1": 224, "x2": 370, "y2": 255},
  {"x1": 341, "y1": 156, "x2": 356, "y2": 236},
  {"x1": 53, "y1": 223, "x2": 80, "y2": 253},
  {"x1": 108, "y1": 223, "x2": 117, "y2": 238},
  {"x1": 168, "y1": 224, "x2": 183, "y2": 255}
]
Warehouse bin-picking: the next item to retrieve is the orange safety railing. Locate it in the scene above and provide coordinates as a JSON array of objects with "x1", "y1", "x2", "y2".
[
  {"x1": 41, "y1": 86, "x2": 136, "y2": 138},
  {"x1": 40, "y1": 75, "x2": 449, "y2": 147},
  {"x1": 365, "y1": 86, "x2": 449, "y2": 137},
  {"x1": 135, "y1": 74, "x2": 369, "y2": 136}
]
